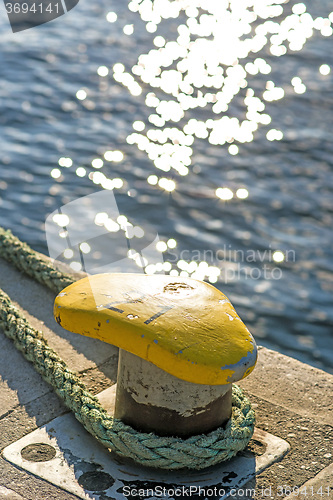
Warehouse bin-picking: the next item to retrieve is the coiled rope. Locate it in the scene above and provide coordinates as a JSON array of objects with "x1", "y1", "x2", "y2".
[{"x1": 0, "y1": 227, "x2": 255, "y2": 470}]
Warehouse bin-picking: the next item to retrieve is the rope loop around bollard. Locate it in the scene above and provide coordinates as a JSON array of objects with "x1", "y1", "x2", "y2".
[{"x1": 0, "y1": 227, "x2": 255, "y2": 470}]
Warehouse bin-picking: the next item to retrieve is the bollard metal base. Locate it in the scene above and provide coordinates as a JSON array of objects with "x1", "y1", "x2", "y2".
[
  {"x1": 115, "y1": 350, "x2": 232, "y2": 437},
  {"x1": 2, "y1": 386, "x2": 290, "y2": 500}
]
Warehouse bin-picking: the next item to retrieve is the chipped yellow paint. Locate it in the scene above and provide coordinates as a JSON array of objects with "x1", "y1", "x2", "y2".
[{"x1": 54, "y1": 274, "x2": 257, "y2": 385}]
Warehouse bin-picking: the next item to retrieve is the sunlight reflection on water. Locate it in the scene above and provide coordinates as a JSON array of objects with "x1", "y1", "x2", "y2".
[
  {"x1": 54, "y1": 0, "x2": 333, "y2": 286},
  {"x1": 0, "y1": 0, "x2": 332, "y2": 373}
]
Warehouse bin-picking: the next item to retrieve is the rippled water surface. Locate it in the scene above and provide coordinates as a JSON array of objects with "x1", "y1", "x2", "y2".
[{"x1": 0, "y1": 0, "x2": 332, "y2": 373}]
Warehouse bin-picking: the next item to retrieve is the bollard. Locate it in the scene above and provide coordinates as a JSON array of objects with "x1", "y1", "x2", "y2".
[
  {"x1": 115, "y1": 349, "x2": 232, "y2": 436},
  {"x1": 54, "y1": 273, "x2": 257, "y2": 437}
]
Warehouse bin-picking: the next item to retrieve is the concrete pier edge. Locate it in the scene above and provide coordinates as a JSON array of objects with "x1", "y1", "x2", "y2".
[{"x1": 0, "y1": 256, "x2": 332, "y2": 500}]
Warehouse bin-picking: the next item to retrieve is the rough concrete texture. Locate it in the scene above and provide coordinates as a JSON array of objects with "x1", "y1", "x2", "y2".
[
  {"x1": 281, "y1": 463, "x2": 333, "y2": 499},
  {"x1": 239, "y1": 347, "x2": 333, "y2": 426},
  {"x1": 0, "y1": 486, "x2": 25, "y2": 499},
  {"x1": 237, "y1": 347, "x2": 333, "y2": 499},
  {"x1": 0, "y1": 257, "x2": 332, "y2": 499}
]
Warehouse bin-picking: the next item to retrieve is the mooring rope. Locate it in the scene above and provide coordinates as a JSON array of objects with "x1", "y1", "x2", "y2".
[
  {"x1": 0, "y1": 227, "x2": 255, "y2": 469},
  {"x1": 0, "y1": 227, "x2": 73, "y2": 294}
]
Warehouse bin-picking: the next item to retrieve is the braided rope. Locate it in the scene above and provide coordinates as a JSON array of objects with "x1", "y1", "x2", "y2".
[
  {"x1": 0, "y1": 227, "x2": 73, "y2": 293},
  {"x1": 0, "y1": 227, "x2": 255, "y2": 469}
]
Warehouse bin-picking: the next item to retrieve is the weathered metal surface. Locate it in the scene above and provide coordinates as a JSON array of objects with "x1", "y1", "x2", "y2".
[
  {"x1": 54, "y1": 273, "x2": 257, "y2": 385},
  {"x1": 115, "y1": 350, "x2": 232, "y2": 436},
  {"x1": 3, "y1": 413, "x2": 290, "y2": 500}
]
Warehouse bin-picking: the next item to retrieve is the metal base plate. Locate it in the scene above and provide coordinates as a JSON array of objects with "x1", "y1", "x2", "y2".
[{"x1": 3, "y1": 409, "x2": 289, "y2": 499}]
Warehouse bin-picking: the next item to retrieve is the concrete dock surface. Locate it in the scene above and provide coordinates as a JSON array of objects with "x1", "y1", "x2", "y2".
[{"x1": 0, "y1": 256, "x2": 332, "y2": 499}]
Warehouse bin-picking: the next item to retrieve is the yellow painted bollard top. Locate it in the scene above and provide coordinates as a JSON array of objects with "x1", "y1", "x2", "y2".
[{"x1": 54, "y1": 273, "x2": 257, "y2": 385}]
